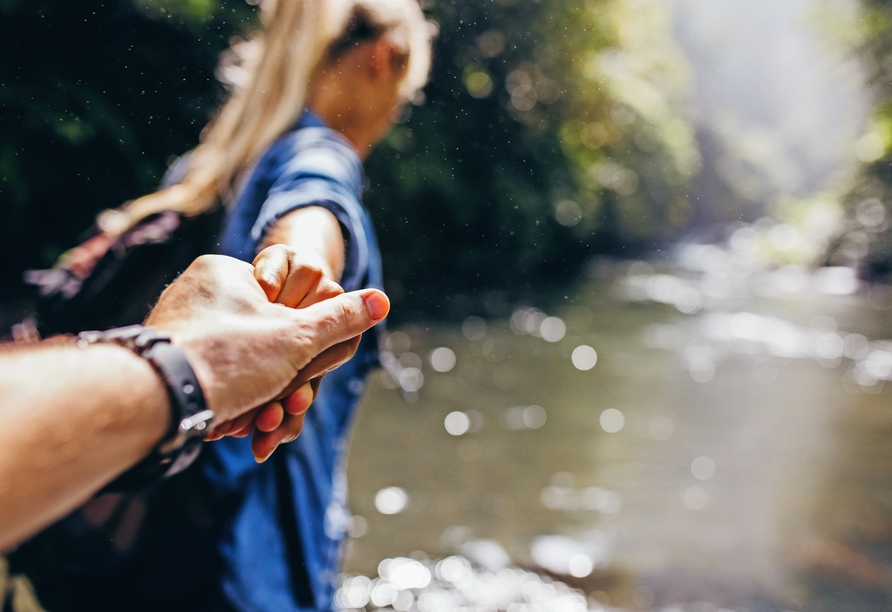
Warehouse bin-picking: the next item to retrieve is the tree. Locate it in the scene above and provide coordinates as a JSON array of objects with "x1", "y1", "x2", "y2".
[{"x1": 0, "y1": 0, "x2": 697, "y2": 317}]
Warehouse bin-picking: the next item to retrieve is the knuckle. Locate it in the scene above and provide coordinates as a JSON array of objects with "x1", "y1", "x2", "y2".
[
  {"x1": 192, "y1": 253, "x2": 214, "y2": 267},
  {"x1": 306, "y1": 264, "x2": 325, "y2": 283},
  {"x1": 268, "y1": 243, "x2": 290, "y2": 256},
  {"x1": 321, "y1": 278, "x2": 345, "y2": 298}
]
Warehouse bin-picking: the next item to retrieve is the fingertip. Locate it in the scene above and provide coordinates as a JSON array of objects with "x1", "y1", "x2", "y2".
[
  {"x1": 255, "y1": 402, "x2": 285, "y2": 432},
  {"x1": 361, "y1": 289, "x2": 390, "y2": 322},
  {"x1": 251, "y1": 432, "x2": 276, "y2": 463},
  {"x1": 283, "y1": 383, "x2": 314, "y2": 415}
]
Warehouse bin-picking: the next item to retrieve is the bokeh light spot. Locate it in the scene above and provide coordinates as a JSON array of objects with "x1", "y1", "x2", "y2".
[
  {"x1": 554, "y1": 200, "x2": 583, "y2": 226},
  {"x1": 429, "y1": 346, "x2": 457, "y2": 372},
  {"x1": 375, "y1": 487, "x2": 409, "y2": 515},
  {"x1": 398, "y1": 367, "x2": 424, "y2": 393},
  {"x1": 523, "y1": 405, "x2": 547, "y2": 429},
  {"x1": 683, "y1": 486, "x2": 709, "y2": 510},
  {"x1": 444, "y1": 411, "x2": 471, "y2": 436},
  {"x1": 689, "y1": 358, "x2": 715, "y2": 383},
  {"x1": 347, "y1": 514, "x2": 368, "y2": 538},
  {"x1": 387, "y1": 331, "x2": 411, "y2": 354},
  {"x1": 572, "y1": 345, "x2": 598, "y2": 370},
  {"x1": 599, "y1": 408, "x2": 624, "y2": 433},
  {"x1": 462, "y1": 316, "x2": 487, "y2": 340},
  {"x1": 691, "y1": 456, "x2": 716, "y2": 481},
  {"x1": 540, "y1": 317, "x2": 566, "y2": 342},
  {"x1": 568, "y1": 554, "x2": 593, "y2": 578}
]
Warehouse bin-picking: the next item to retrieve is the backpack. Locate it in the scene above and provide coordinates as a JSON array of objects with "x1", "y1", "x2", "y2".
[{"x1": 18, "y1": 208, "x2": 222, "y2": 340}]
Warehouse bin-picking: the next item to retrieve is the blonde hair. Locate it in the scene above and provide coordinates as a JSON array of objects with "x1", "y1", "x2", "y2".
[
  {"x1": 326, "y1": 0, "x2": 434, "y2": 101},
  {"x1": 101, "y1": 0, "x2": 434, "y2": 235}
]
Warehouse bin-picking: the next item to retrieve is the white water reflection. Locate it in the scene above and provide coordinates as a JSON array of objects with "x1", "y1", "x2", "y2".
[{"x1": 339, "y1": 554, "x2": 594, "y2": 612}]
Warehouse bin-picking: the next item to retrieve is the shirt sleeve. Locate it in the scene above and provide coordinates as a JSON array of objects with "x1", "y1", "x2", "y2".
[{"x1": 248, "y1": 129, "x2": 370, "y2": 292}]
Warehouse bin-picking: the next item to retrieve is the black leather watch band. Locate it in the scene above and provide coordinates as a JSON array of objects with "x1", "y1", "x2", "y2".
[{"x1": 76, "y1": 324, "x2": 215, "y2": 491}]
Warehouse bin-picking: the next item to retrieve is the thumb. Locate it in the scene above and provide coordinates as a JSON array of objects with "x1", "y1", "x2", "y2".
[{"x1": 294, "y1": 288, "x2": 389, "y2": 354}]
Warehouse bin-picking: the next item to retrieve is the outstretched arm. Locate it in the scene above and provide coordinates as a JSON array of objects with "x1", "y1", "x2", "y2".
[
  {"x1": 263, "y1": 206, "x2": 345, "y2": 282},
  {"x1": 0, "y1": 250, "x2": 389, "y2": 552}
]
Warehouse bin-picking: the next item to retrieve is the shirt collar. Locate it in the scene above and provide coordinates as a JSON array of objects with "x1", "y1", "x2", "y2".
[{"x1": 298, "y1": 108, "x2": 328, "y2": 129}]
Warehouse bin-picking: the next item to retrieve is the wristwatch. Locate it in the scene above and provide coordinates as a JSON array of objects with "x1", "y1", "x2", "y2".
[{"x1": 76, "y1": 324, "x2": 215, "y2": 490}]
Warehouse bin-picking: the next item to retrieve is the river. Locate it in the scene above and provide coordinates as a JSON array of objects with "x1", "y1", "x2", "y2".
[{"x1": 341, "y1": 253, "x2": 892, "y2": 611}]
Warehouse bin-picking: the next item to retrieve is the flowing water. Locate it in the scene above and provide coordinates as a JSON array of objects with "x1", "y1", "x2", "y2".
[{"x1": 341, "y1": 254, "x2": 892, "y2": 611}]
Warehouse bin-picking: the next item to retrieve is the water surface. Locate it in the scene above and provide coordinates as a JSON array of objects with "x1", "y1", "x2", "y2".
[{"x1": 342, "y1": 262, "x2": 892, "y2": 610}]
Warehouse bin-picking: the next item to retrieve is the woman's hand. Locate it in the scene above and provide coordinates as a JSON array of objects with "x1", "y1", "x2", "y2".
[{"x1": 204, "y1": 245, "x2": 359, "y2": 461}]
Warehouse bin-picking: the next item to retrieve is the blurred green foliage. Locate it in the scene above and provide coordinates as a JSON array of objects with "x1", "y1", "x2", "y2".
[
  {"x1": 368, "y1": 0, "x2": 698, "y2": 313},
  {"x1": 0, "y1": 0, "x2": 697, "y2": 315},
  {"x1": 827, "y1": 0, "x2": 892, "y2": 278},
  {"x1": 0, "y1": 0, "x2": 254, "y2": 292}
]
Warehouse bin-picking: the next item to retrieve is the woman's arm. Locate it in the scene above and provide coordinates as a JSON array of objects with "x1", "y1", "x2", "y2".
[
  {"x1": 262, "y1": 206, "x2": 346, "y2": 282},
  {"x1": 227, "y1": 205, "x2": 348, "y2": 460}
]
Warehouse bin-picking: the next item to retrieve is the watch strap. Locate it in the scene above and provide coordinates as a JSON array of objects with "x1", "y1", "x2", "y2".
[
  {"x1": 142, "y1": 340, "x2": 214, "y2": 455},
  {"x1": 76, "y1": 325, "x2": 214, "y2": 491}
]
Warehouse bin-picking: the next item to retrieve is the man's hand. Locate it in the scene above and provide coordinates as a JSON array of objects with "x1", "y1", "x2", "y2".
[{"x1": 144, "y1": 252, "x2": 389, "y2": 438}]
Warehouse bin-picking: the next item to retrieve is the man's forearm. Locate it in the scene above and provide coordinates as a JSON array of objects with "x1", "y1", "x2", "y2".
[
  {"x1": 0, "y1": 343, "x2": 170, "y2": 551},
  {"x1": 0, "y1": 248, "x2": 388, "y2": 552}
]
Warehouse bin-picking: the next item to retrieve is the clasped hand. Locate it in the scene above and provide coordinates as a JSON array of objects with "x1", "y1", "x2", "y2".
[{"x1": 145, "y1": 244, "x2": 389, "y2": 462}]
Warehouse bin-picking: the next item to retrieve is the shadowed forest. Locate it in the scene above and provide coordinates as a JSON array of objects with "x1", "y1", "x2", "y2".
[{"x1": 1, "y1": 0, "x2": 696, "y2": 318}]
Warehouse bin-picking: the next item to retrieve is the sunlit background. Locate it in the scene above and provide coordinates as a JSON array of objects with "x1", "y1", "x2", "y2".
[{"x1": 7, "y1": 0, "x2": 892, "y2": 609}]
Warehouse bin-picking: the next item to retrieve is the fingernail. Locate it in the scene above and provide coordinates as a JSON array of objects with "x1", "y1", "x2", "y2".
[
  {"x1": 362, "y1": 290, "x2": 390, "y2": 321},
  {"x1": 255, "y1": 454, "x2": 268, "y2": 464}
]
